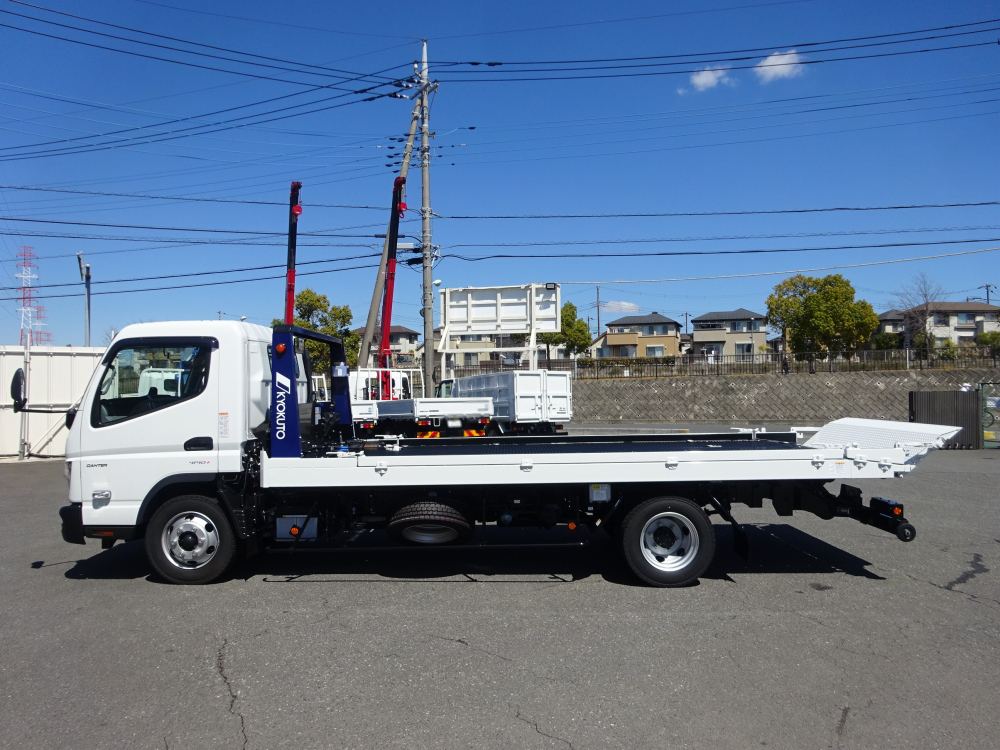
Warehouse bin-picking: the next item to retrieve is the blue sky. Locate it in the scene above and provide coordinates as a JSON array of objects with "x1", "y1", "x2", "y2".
[{"x1": 1, "y1": 0, "x2": 997, "y2": 346}]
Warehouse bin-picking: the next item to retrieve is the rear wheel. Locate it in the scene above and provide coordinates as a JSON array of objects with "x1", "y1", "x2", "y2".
[
  {"x1": 388, "y1": 502, "x2": 472, "y2": 545},
  {"x1": 619, "y1": 496, "x2": 715, "y2": 587},
  {"x1": 146, "y1": 495, "x2": 238, "y2": 584}
]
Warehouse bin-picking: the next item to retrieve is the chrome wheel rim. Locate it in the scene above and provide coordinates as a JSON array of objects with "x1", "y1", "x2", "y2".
[
  {"x1": 161, "y1": 511, "x2": 220, "y2": 570},
  {"x1": 640, "y1": 512, "x2": 699, "y2": 572},
  {"x1": 400, "y1": 523, "x2": 459, "y2": 544}
]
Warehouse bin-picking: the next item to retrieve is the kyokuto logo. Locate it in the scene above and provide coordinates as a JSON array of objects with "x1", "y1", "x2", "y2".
[{"x1": 274, "y1": 372, "x2": 291, "y2": 440}]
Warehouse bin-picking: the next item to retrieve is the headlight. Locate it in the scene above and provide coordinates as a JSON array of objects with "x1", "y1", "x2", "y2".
[{"x1": 64, "y1": 461, "x2": 72, "y2": 485}]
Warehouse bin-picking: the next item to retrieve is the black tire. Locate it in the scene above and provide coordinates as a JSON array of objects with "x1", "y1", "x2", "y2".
[
  {"x1": 146, "y1": 494, "x2": 239, "y2": 584},
  {"x1": 388, "y1": 502, "x2": 472, "y2": 545},
  {"x1": 618, "y1": 496, "x2": 716, "y2": 587},
  {"x1": 896, "y1": 523, "x2": 917, "y2": 542}
]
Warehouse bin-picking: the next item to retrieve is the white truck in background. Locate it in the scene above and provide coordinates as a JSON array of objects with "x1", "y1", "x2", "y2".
[
  {"x1": 437, "y1": 370, "x2": 572, "y2": 435},
  {"x1": 348, "y1": 367, "x2": 493, "y2": 438}
]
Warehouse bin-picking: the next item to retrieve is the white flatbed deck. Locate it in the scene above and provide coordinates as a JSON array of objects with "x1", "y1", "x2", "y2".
[{"x1": 261, "y1": 418, "x2": 960, "y2": 490}]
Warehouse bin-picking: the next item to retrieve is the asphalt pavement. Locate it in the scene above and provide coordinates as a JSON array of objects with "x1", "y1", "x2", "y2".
[{"x1": 1, "y1": 446, "x2": 997, "y2": 749}]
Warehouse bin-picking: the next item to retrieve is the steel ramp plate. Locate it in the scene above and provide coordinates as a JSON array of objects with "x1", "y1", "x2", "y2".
[{"x1": 804, "y1": 418, "x2": 960, "y2": 450}]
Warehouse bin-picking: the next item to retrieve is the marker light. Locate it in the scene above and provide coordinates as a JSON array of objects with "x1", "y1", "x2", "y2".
[{"x1": 275, "y1": 343, "x2": 287, "y2": 355}]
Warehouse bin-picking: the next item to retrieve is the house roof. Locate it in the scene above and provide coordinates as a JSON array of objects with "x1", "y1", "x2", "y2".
[
  {"x1": 604, "y1": 312, "x2": 679, "y2": 327},
  {"x1": 878, "y1": 309, "x2": 904, "y2": 321},
  {"x1": 691, "y1": 308, "x2": 765, "y2": 322},
  {"x1": 904, "y1": 301, "x2": 999, "y2": 313},
  {"x1": 352, "y1": 325, "x2": 419, "y2": 335}
]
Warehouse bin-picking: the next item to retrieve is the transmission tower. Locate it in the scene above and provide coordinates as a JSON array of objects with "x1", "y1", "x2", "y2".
[{"x1": 15, "y1": 246, "x2": 38, "y2": 346}]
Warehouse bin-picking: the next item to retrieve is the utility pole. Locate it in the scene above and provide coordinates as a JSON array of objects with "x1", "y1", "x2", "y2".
[
  {"x1": 359, "y1": 97, "x2": 422, "y2": 368},
  {"x1": 420, "y1": 40, "x2": 436, "y2": 391},
  {"x1": 684, "y1": 312, "x2": 689, "y2": 335},
  {"x1": 77, "y1": 253, "x2": 91, "y2": 347},
  {"x1": 978, "y1": 283, "x2": 996, "y2": 305},
  {"x1": 596, "y1": 286, "x2": 601, "y2": 333}
]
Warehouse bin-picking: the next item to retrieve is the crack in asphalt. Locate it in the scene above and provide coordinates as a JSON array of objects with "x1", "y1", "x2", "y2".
[
  {"x1": 215, "y1": 638, "x2": 249, "y2": 750},
  {"x1": 513, "y1": 705, "x2": 575, "y2": 749},
  {"x1": 427, "y1": 634, "x2": 566, "y2": 683},
  {"x1": 427, "y1": 634, "x2": 513, "y2": 663},
  {"x1": 944, "y1": 553, "x2": 989, "y2": 591},
  {"x1": 901, "y1": 564, "x2": 1000, "y2": 609},
  {"x1": 834, "y1": 706, "x2": 851, "y2": 747}
]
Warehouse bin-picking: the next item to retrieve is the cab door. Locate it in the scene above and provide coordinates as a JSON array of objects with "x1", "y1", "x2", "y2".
[{"x1": 78, "y1": 337, "x2": 220, "y2": 528}]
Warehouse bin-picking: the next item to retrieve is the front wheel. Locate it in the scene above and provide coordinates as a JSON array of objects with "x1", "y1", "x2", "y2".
[
  {"x1": 619, "y1": 496, "x2": 716, "y2": 587},
  {"x1": 146, "y1": 495, "x2": 239, "y2": 584}
]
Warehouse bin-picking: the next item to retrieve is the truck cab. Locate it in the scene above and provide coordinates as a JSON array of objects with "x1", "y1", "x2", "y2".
[{"x1": 65, "y1": 321, "x2": 272, "y2": 533}]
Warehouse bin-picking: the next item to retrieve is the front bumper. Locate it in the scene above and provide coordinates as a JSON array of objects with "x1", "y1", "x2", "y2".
[
  {"x1": 59, "y1": 503, "x2": 139, "y2": 545},
  {"x1": 59, "y1": 503, "x2": 85, "y2": 545}
]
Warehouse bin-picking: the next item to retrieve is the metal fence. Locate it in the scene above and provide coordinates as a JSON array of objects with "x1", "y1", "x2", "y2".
[
  {"x1": 445, "y1": 359, "x2": 575, "y2": 379},
  {"x1": 576, "y1": 348, "x2": 1000, "y2": 379}
]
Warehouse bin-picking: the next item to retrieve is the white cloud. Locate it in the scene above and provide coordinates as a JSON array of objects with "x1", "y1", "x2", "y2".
[
  {"x1": 676, "y1": 87, "x2": 688, "y2": 95},
  {"x1": 602, "y1": 301, "x2": 641, "y2": 313},
  {"x1": 754, "y1": 49, "x2": 804, "y2": 83},
  {"x1": 688, "y1": 65, "x2": 733, "y2": 92}
]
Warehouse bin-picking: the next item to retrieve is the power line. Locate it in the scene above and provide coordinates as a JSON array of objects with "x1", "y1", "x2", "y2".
[
  {"x1": 0, "y1": 84, "x2": 408, "y2": 162},
  {"x1": 442, "y1": 201, "x2": 1000, "y2": 220},
  {"x1": 0, "y1": 8, "x2": 404, "y2": 87},
  {"x1": 557, "y1": 247, "x2": 1000, "y2": 284},
  {"x1": 0, "y1": 215, "x2": 393, "y2": 238},
  {"x1": 441, "y1": 18, "x2": 1000, "y2": 67},
  {"x1": 446, "y1": 83, "x2": 1000, "y2": 151},
  {"x1": 443, "y1": 237, "x2": 1000, "y2": 261},
  {"x1": 0, "y1": 262, "x2": 381, "y2": 301},
  {"x1": 8, "y1": 247, "x2": 998, "y2": 303},
  {"x1": 10, "y1": 2, "x2": 406, "y2": 81},
  {"x1": 0, "y1": 252, "x2": 382, "y2": 291},
  {"x1": 447, "y1": 226, "x2": 1000, "y2": 248},
  {"x1": 3, "y1": 187, "x2": 996, "y2": 219},
  {"x1": 0, "y1": 69, "x2": 407, "y2": 153},
  {"x1": 0, "y1": 185, "x2": 386, "y2": 209},
  {"x1": 436, "y1": 40, "x2": 998, "y2": 82}
]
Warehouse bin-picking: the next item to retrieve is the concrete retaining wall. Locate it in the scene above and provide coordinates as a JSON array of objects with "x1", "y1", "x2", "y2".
[{"x1": 573, "y1": 368, "x2": 1000, "y2": 423}]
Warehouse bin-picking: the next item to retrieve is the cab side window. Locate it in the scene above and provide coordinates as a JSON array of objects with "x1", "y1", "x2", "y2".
[{"x1": 93, "y1": 342, "x2": 212, "y2": 426}]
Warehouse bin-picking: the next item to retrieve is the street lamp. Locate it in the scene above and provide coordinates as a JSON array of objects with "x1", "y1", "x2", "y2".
[{"x1": 76, "y1": 253, "x2": 91, "y2": 347}]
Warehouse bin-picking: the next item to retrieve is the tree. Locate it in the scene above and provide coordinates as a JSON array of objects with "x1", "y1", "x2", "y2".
[
  {"x1": 979, "y1": 331, "x2": 1000, "y2": 364},
  {"x1": 272, "y1": 289, "x2": 360, "y2": 371},
  {"x1": 894, "y1": 272, "x2": 943, "y2": 357},
  {"x1": 765, "y1": 274, "x2": 878, "y2": 355},
  {"x1": 765, "y1": 274, "x2": 816, "y2": 351},
  {"x1": 537, "y1": 302, "x2": 591, "y2": 367},
  {"x1": 871, "y1": 331, "x2": 902, "y2": 350}
]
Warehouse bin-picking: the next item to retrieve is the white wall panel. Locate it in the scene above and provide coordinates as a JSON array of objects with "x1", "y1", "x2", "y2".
[{"x1": 0, "y1": 346, "x2": 105, "y2": 457}]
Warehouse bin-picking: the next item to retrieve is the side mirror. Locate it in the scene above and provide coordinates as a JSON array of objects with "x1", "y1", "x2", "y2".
[
  {"x1": 65, "y1": 407, "x2": 77, "y2": 429},
  {"x1": 10, "y1": 368, "x2": 26, "y2": 413}
]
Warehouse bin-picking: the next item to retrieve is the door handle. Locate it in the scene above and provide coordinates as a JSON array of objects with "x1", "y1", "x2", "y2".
[{"x1": 184, "y1": 437, "x2": 214, "y2": 451}]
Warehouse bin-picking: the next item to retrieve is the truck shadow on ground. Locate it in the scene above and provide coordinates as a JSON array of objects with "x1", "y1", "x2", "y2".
[{"x1": 57, "y1": 523, "x2": 884, "y2": 585}]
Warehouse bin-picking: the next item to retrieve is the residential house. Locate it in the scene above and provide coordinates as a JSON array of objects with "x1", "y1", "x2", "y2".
[
  {"x1": 590, "y1": 313, "x2": 681, "y2": 358},
  {"x1": 690, "y1": 308, "x2": 765, "y2": 358},
  {"x1": 877, "y1": 309, "x2": 905, "y2": 336},
  {"x1": 904, "y1": 301, "x2": 1000, "y2": 346},
  {"x1": 353, "y1": 325, "x2": 420, "y2": 355}
]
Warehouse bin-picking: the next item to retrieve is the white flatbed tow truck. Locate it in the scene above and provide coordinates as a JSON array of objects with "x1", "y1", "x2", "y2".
[{"x1": 11, "y1": 320, "x2": 958, "y2": 587}]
